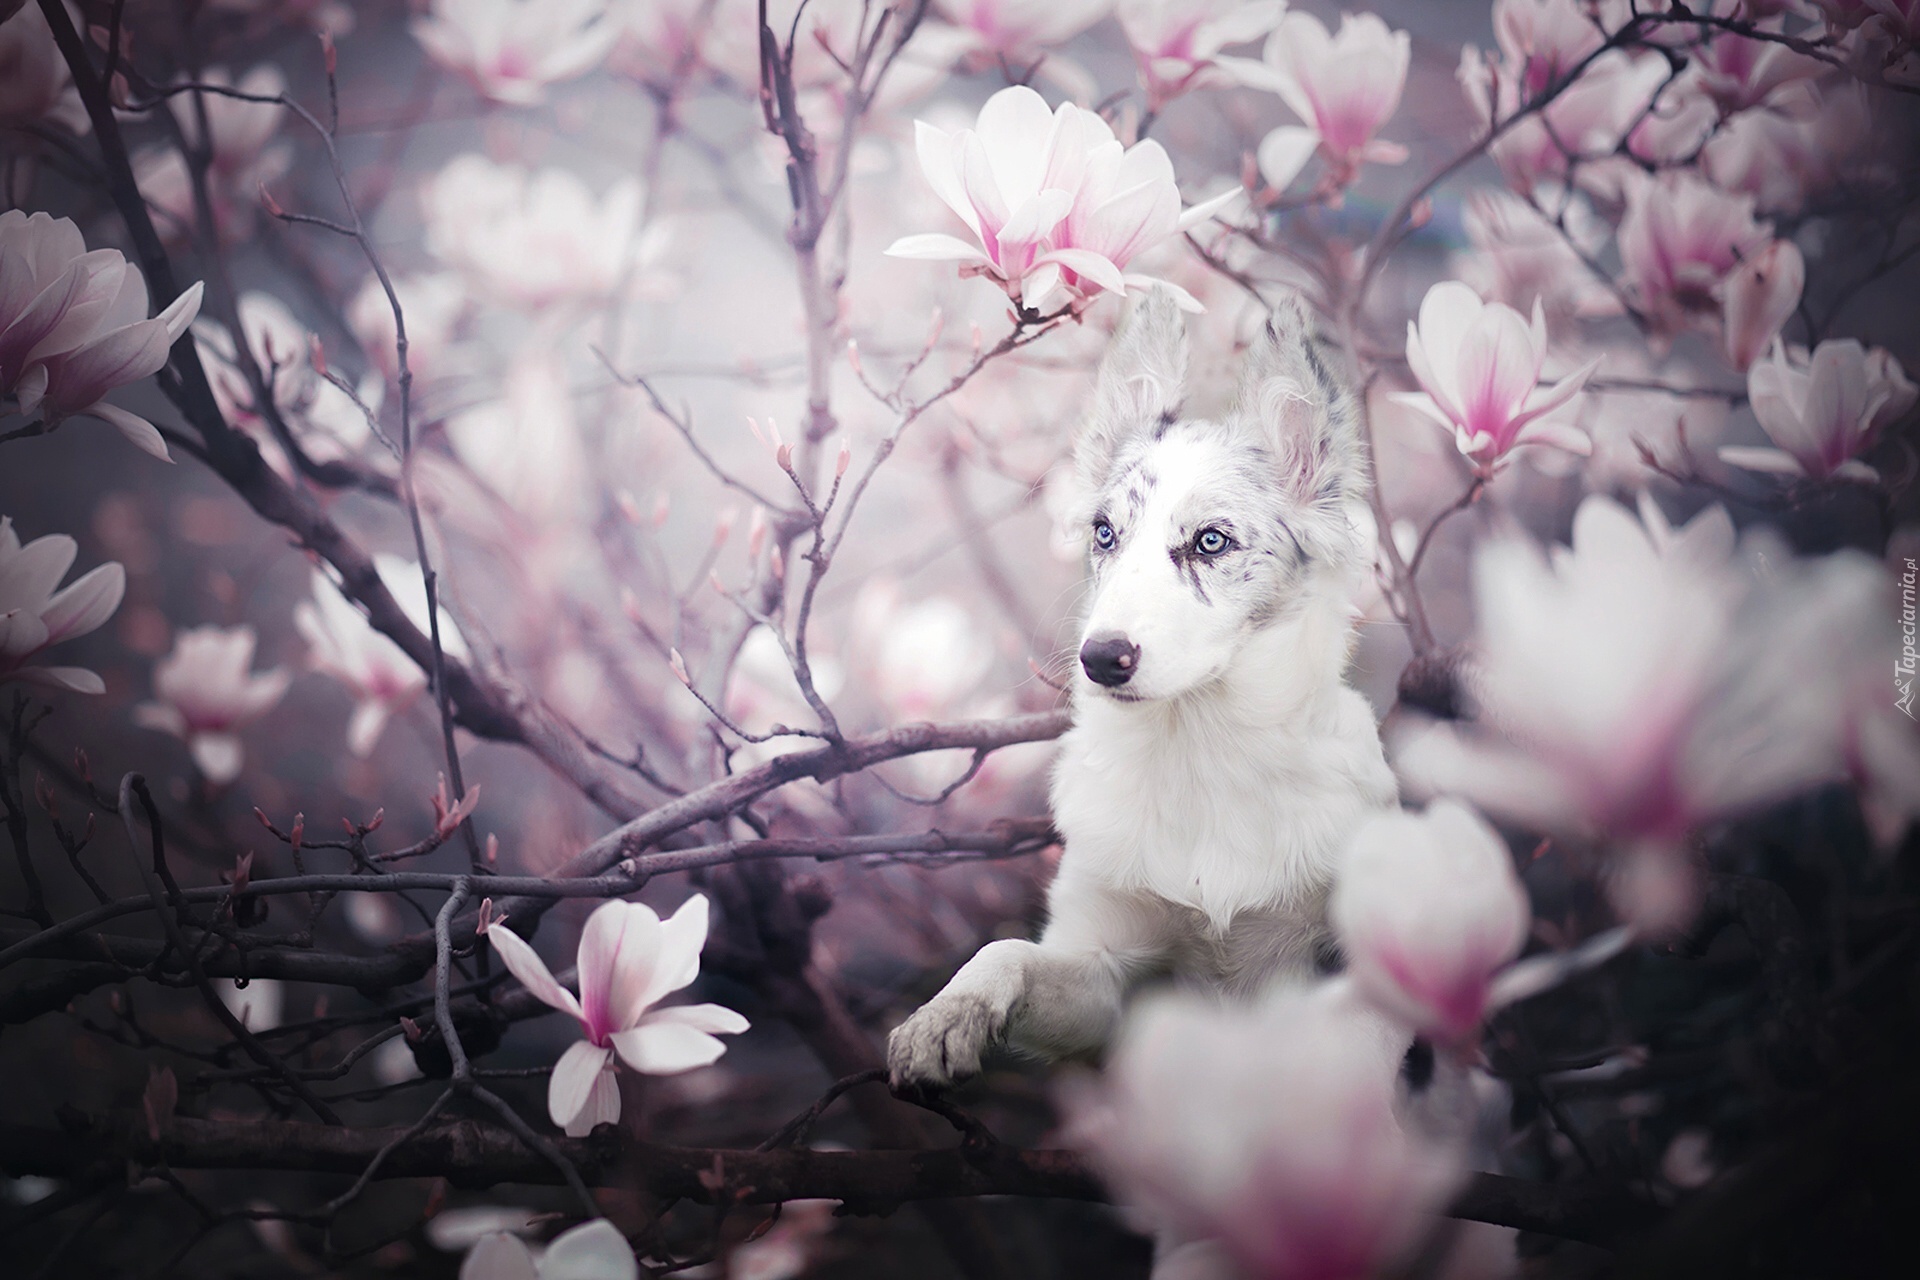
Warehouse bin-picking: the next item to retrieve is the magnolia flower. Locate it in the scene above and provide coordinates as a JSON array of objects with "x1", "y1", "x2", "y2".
[
  {"x1": 293, "y1": 564, "x2": 437, "y2": 757},
  {"x1": 0, "y1": 515, "x2": 125, "y2": 693},
  {"x1": 854, "y1": 585, "x2": 996, "y2": 722},
  {"x1": 0, "y1": 4, "x2": 86, "y2": 133},
  {"x1": 422, "y1": 155, "x2": 656, "y2": 310},
  {"x1": 939, "y1": 0, "x2": 1115, "y2": 57},
  {"x1": 1249, "y1": 11, "x2": 1410, "y2": 193},
  {"x1": 1331, "y1": 800, "x2": 1531, "y2": 1043},
  {"x1": 1117, "y1": 0, "x2": 1286, "y2": 110},
  {"x1": 607, "y1": 0, "x2": 716, "y2": 86},
  {"x1": 1455, "y1": 189, "x2": 1622, "y2": 332},
  {"x1": 1396, "y1": 280, "x2": 1600, "y2": 476},
  {"x1": 1063, "y1": 982, "x2": 1463, "y2": 1280},
  {"x1": 1685, "y1": 28, "x2": 1827, "y2": 114},
  {"x1": 1702, "y1": 81, "x2": 1874, "y2": 214},
  {"x1": 888, "y1": 86, "x2": 1233, "y2": 314},
  {"x1": 194, "y1": 290, "x2": 379, "y2": 472},
  {"x1": 1399, "y1": 496, "x2": 1875, "y2": 927},
  {"x1": 1715, "y1": 238, "x2": 1803, "y2": 372},
  {"x1": 346, "y1": 271, "x2": 467, "y2": 384},
  {"x1": 2, "y1": 211, "x2": 205, "y2": 460},
  {"x1": 484, "y1": 896, "x2": 748, "y2": 1137},
  {"x1": 1617, "y1": 171, "x2": 1773, "y2": 345},
  {"x1": 413, "y1": 0, "x2": 616, "y2": 106},
  {"x1": 461, "y1": 1219, "x2": 636, "y2": 1280},
  {"x1": 134, "y1": 626, "x2": 291, "y2": 784},
  {"x1": 1720, "y1": 339, "x2": 1917, "y2": 482}
]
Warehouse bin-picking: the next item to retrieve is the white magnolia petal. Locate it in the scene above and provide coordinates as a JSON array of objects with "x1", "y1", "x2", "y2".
[
  {"x1": 189, "y1": 732, "x2": 245, "y2": 785},
  {"x1": 1716, "y1": 445, "x2": 1807, "y2": 476},
  {"x1": 485, "y1": 923, "x2": 585, "y2": 1021},
  {"x1": 642, "y1": 1002, "x2": 750, "y2": 1036},
  {"x1": 459, "y1": 1232, "x2": 541, "y2": 1280},
  {"x1": 547, "y1": 1039, "x2": 612, "y2": 1133},
  {"x1": 883, "y1": 234, "x2": 993, "y2": 263},
  {"x1": 1255, "y1": 125, "x2": 1320, "y2": 192},
  {"x1": 539, "y1": 1220, "x2": 639, "y2": 1280},
  {"x1": 609, "y1": 1019, "x2": 729, "y2": 1075},
  {"x1": 86, "y1": 402, "x2": 174, "y2": 462}
]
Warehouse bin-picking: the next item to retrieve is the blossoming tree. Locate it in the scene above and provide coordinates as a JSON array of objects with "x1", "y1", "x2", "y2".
[{"x1": 1, "y1": 1, "x2": 1918, "y2": 1277}]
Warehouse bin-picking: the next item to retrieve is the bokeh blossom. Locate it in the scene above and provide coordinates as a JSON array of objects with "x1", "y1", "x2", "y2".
[
  {"x1": 1331, "y1": 799, "x2": 1531, "y2": 1044},
  {"x1": 484, "y1": 896, "x2": 748, "y2": 1137},
  {"x1": 1064, "y1": 982, "x2": 1464, "y2": 1280},
  {"x1": 1117, "y1": 0, "x2": 1285, "y2": 111},
  {"x1": 460, "y1": 1218, "x2": 636, "y2": 1280},
  {"x1": 413, "y1": 0, "x2": 616, "y2": 106},
  {"x1": 134, "y1": 626, "x2": 292, "y2": 784}
]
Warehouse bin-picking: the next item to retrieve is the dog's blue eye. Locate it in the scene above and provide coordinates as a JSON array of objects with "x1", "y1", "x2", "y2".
[
  {"x1": 1092, "y1": 520, "x2": 1116, "y2": 549},
  {"x1": 1194, "y1": 528, "x2": 1229, "y2": 556}
]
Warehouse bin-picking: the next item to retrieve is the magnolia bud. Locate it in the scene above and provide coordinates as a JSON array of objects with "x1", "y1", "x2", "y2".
[
  {"x1": 669, "y1": 648, "x2": 690, "y2": 685},
  {"x1": 836, "y1": 443, "x2": 852, "y2": 478}
]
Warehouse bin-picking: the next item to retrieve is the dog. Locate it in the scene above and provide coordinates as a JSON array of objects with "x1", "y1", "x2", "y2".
[{"x1": 887, "y1": 290, "x2": 1398, "y2": 1089}]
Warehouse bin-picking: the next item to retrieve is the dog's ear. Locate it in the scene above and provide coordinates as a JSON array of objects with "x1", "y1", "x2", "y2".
[
  {"x1": 1074, "y1": 289, "x2": 1188, "y2": 497},
  {"x1": 1234, "y1": 293, "x2": 1366, "y2": 511}
]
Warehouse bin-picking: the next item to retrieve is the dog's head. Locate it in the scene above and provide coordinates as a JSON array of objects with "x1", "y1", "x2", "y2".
[{"x1": 1069, "y1": 290, "x2": 1367, "y2": 703}]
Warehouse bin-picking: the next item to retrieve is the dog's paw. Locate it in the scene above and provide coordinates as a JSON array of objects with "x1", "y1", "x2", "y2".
[{"x1": 887, "y1": 990, "x2": 1010, "y2": 1089}]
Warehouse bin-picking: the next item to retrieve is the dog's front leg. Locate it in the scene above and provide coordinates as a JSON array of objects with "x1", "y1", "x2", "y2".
[{"x1": 888, "y1": 879, "x2": 1159, "y2": 1088}]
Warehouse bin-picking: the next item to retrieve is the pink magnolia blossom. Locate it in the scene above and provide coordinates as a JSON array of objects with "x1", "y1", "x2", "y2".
[
  {"x1": 422, "y1": 155, "x2": 656, "y2": 310},
  {"x1": 1617, "y1": 170, "x2": 1773, "y2": 346},
  {"x1": 1117, "y1": 0, "x2": 1285, "y2": 111},
  {"x1": 294, "y1": 558, "x2": 471, "y2": 758},
  {"x1": 134, "y1": 626, "x2": 291, "y2": 784},
  {"x1": 1396, "y1": 280, "x2": 1600, "y2": 476},
  {"x1": 413, "y1": 0, "x2": 616, "y2": 107},
  {"x1": 346, "y1": 272, "x2": 467, "y2": 385},
  {"x1": 1250, "y1": 11, "x2": 1411, "y2": 193},
  {"x1": 1684, "y1": 27, "x2": 1828, "y2": 115},
  {"x1": 1716, "y1": 238, "x2": 1803, "y2": 372},
  {"x1": 194, "y1": 290, "x2": 380, "y2": 475},
  {"x1": 607, "y1": 0, "x2": 716, "y2": 87},
  {"x1": 1720, "y1": 339, "x2": 1917, "y2": 482},
  {"x1": 939, "y1": 0, "x2": 1115, "y2": 56},
  {"x1": 1063, "y1": 982, "x2": 1463, "y2": 1280},
  {"x1": 1399, "y1": 496, "x2": 1876, "y2": 927},
  {"x1": 1702, "y1": 80, "x2": 1875, "y2": 214},
  {"x1": 460, "y1": 1219, "x2": 636, "y2": 1280},
  {"x1": 0, "y1": 515, "x2": 125, "y2": 694},
  {"x1": 1330, "y1": 800, "x2": 1531, "y2": 1044},
  {"x1": 1463, "y1": 42, "x2": 1669, "y2": 198},
  {"x1": 484, "y1": 896, "x2": 748, "y2": 1137},
  {"x1": 0, "y1": 210, "x2": 204, "y2": 461},
  {"x1": 0, "y1": 4, "x2": 86, "y2": 133},
  {"x1": 1455, "y1": 189, "x2": 1622, "y2": 332},
  {"x1": 887, "y1": 86, "x2": 1234, "y2": 314}
]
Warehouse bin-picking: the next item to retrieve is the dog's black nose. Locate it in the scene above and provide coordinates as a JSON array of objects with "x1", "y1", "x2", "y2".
[{"x1": 1080, "y1": 633, "x2": 1140, "y2": 687}]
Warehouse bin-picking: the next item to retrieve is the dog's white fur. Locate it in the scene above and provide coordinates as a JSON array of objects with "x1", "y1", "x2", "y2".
[{"x1": 888, "y1": 292, "x2": 1398, "y2": 1087}]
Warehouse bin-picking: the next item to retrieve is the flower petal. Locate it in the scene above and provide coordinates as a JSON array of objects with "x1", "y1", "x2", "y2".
[
  {"x1": 539, "y1": 1220, "x2": 639, "y2": 1280},
  {"x1": 644, "y1": 1002, "x2": 750, "y2": 1036},
  {"x1": 578, "y1": 899, "x2": 663, "y2": 1037},
  {"x1": 485, "y1": 922, "x2": 585, "y2": 1021},
  {"x1": 547, "y1": 1039, "x2": 613, "y2": 1134},
  {"x1": 459, "y1": 1232, "x2": 541, "y2": 1280},
  {"x1": 1256, "y1": 125, "x2": 1320, "y2": 192},
  {"x1": 1716, "y1": 444, "x2": 1807, "y2": 476},
  {"x1": 883, "y1": 234, "x2": 994, "y2": 263},
  {"x1": 83, "y1": 401, "x2": 174, "y2": 462},
  {"x1": 609, "y1": 1019, "x2": 728, "y2": 1075}
]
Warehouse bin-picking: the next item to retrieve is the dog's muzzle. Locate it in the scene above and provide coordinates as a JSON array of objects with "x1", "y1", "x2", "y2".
[{"x1": 1080, "y1": 633, "x2": 1140, "y2": 687}]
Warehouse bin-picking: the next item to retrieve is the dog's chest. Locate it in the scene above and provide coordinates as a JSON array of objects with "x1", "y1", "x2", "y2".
[{"x1": 1050, "y1": 699, "x2": 1390, "y2": 927}]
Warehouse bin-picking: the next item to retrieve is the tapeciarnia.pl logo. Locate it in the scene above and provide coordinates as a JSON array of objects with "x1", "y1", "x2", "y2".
[{"x1": 1900, "y1": 558, "x2": 1917, "y2": 719}]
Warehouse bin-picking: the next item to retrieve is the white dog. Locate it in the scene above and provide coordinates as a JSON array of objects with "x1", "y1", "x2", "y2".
[{"x1": 888, "y1": 291, "x2": 1398, "y2": 1088}]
